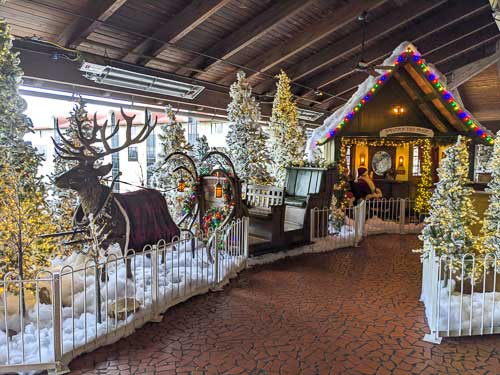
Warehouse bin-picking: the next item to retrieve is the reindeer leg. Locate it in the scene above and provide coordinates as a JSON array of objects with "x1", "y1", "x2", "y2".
[{"x1": 126, "y1": 258, "x2": 133, "y2": 279}]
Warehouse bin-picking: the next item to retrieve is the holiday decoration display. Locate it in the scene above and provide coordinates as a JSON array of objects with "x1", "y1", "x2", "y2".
[
  {"x1": 312, "y1": 45, "x2": 494, "y2": 147},
  {"x1": 418, "y1": 137, "x2": 478, "y2": 258},
  {"x1": 338, "y1": 137, "x2": 437, "y2": 210},
  {"x1": 0, "y1": 20, "x2": 58, "y2": 299},
  {"x1": 414, "y1": 138, "x2": 433, "y2": 214},
  {"x1": 268, "y1": 70, "x2": 307, "y2": 186},
  {"x1": 226, "y1": 71, "x2": 271, "y2": 184},
  {"x1": 478, "y1": 131, "x2": 500, "y2": 255},
  {"x1": 53, "y1": 106, "x2": 180, "y2": 279}
]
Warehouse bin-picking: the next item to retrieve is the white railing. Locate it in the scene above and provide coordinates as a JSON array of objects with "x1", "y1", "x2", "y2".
[
  {"x1": 310, "y1": 200, "x2": 366, "y2": 248},
  {"x1": 364, "y1": 198, "x2": 424, "y2": 235},
  {"x1": 246, "y1": 184, "x2": 284, "y2": 208},
  {"x1": 0, "y1": 218, "x2": 249, "y2": 374},
  {"x1": 421, "y1": 246, "x2": 500, "y2": 344}
]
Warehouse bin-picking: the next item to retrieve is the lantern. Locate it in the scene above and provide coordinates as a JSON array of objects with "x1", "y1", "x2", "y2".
[
  {"x1": 396, "y1": 155, "x2": 405, "y2": 175},
  {"x1": 215, "y1": 181, "x2": 223, "y2": 199},
  {"x1": 359, "y1": 153, "x2": 366, "y2": 166},
  {"x1": 392, "y1": 105, "x2": 405, "y2": 116},
  {"x1": 177, "y1": 177, "x2": 185, "y2": 192}
]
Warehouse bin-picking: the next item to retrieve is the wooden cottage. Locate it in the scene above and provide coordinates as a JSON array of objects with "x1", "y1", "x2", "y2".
[{"x1": 310, "y1": 42, "x2": 496, "y2": 203}]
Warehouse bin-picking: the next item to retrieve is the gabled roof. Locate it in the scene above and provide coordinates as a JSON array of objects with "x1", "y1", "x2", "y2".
[{"x1": 309, "y1": 42, "x2": 495, "y2": 150}]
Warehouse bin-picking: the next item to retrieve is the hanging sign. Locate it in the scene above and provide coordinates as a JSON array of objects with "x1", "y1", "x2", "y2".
[{"x1": 380, "y1": 126, "x2": 434, "y2": 137}]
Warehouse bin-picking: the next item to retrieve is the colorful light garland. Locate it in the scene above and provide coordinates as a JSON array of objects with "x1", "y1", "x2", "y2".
[{"x1": 316, "y1": 46, "x2": 494, "y2": 146}]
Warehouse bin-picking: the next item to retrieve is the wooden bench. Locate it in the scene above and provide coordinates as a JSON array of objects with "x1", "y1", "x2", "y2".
[
  {"x1": 245, "y1": 185, "x2": 285, "y2": 249},
  {"x1": 246, "y1": 185, "x2": 284, "y2": 217}
]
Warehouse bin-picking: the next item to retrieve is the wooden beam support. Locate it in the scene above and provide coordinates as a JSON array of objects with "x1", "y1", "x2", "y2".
[
  {"x1": 393, "y1": 70, "x2": 449, "y2": 133},
  {"x1": 122, "y1": 0, "x2": 230, "y2": 65},
  {"x1": 232, "y1": 0, "x2": 387, "y2": 83},
  {"x1": 176, "y1": 0, "x2": 314, "y2": 77},
  {"x1": 56, "y1": 0, "x2": 128, "y2": 47},
  {"x1": 446, "y1": 40, "x2": 500, "y2": 89},
  {"x1": 14, "y1": 41, "x2": 328, "y2": 126},
  {"x1": 310, "y1": 3, "x2": 492, "y2": 108},
  {"x1": 253, "y1": 0, "x2": 445, "y2": 94},
  {"x1": 404, "y1": 64, "x2": 465, "y2": 132}
]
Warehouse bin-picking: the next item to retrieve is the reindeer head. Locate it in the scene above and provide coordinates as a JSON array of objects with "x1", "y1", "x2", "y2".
[{"x1": 53, "y1": 108, "x2": 157, "y2": 192}]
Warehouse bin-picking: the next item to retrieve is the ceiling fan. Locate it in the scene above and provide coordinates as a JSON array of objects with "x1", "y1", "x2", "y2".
[{"x1": 355, "y1": 11, "x2": 393, "y2": 77}]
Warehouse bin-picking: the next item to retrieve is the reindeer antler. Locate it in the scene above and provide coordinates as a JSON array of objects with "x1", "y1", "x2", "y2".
[{"x1": 53, "y1": 107, "x2": 158, "y2": 164}]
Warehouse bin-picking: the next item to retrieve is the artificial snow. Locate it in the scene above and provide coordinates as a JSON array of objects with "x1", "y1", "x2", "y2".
[
  {"x1": 0, "y1": 241, "x2": 242, "y2": 369},
  {"x1": 365, "y1": 216, "x2": 424, "y2": 235},
  {"x1": 424, "y1": 279, "x2": 500, "y2": 334}
]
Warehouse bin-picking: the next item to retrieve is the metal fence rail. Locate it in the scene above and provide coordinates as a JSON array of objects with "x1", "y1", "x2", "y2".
[
  {"x1": 364, "y1": 198, "x2": 424, "y2": 235},
  {"x1": 0, "y1": 218, "x2": 249, "y2": 375},
  {"x1": 310, "y1": 200, "x2": 366, "y2": 248},
  {"x1": 421, "y1": 248, "x2": 500, "y2": 344}
]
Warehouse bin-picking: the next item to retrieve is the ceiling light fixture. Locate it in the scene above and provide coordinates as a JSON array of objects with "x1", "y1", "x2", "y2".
[
  {"x1": 297, "y1": 108, "x2": 324, "y2": 122},
  {"x1": 80, "y1": 62, "x2": 205, "y2": 100}
]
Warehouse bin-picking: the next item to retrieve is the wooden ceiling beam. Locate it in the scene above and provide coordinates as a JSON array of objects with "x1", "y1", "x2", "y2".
[
  {"x1": 236, "y1": 0, "x2": 388, "y2": 83},
  {"x1": 309, "y1": 4, "x2": 492, "y2": 108},
  {"x1": 446, "y1": 40, "x2": 500, "y2": 89},
  {"x1": 393, "y1": 70, "x2": 449, "y2": 133},
  {"x1": 176, "y1": 0, "x2": 314, "y2": 77},
  {"x1": 56, "y1": 0, "x2": 128, "y2": 48},
  {"x1": 253, "y1": 0, "x2": 446, "y2": 95},
  {"x1": 122, "y1": 0, "x2": 230, "y2": 65}
]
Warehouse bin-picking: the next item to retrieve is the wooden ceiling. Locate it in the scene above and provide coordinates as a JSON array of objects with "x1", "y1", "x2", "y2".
[{"x1": 1, "y1": 0, "x2": 499, "y2": 128}]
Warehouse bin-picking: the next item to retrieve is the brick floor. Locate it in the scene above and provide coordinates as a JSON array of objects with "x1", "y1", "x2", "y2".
[{"x1": 69, "y1": 235, "x2": 500, "y2": 375}]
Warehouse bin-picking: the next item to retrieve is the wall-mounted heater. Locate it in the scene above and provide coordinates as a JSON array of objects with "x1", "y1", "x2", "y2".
[
  {"x1": 80, "y1": 62, "x2": 205, "y2": 100},
  {"x1": 297, "y1": 108, "x2": 324, "y2": 122}
]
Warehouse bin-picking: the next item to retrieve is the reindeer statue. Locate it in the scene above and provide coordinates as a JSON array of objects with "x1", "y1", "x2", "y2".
[{"x1": 53, "y1": 108, "x2": 180, "y2": 279}]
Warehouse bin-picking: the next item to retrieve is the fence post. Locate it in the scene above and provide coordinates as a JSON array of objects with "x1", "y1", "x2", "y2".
[
  {"x1": 213, "y1": 229, "x2": 220, "y2": 287},
  {"x1": 51, "y1": 272, "x2": 69, "y2": 375},
  {"x1": 243, "y1": 217, "x2": 249, "y2": 260},
  {"x1": 423, "y1": 247, "x2": 442, "y2": 344},
  {"x1": 150, "y1": 245, "x2": 162, "y2": 322},
  {"x1": 353, "y1": 204, "x2": 359, "y2": 247},
  {"x1": 399, "y1": 198, "x2": 406, "y2": 235},
  {"x1": 310, "y1": 208, "x2": 316, "y2": 242}
]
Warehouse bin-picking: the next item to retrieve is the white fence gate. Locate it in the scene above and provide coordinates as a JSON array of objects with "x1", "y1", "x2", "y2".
[
  {"x1": 421, "y1": 247, "x2": 500, "y2": 343},
  {"x1": 0, "y1": 218, "x2": 249, "y2": 375}
]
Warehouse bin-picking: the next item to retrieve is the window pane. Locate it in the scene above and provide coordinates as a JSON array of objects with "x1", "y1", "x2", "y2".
[
  {"x1": 128, "y1": 146, "x2": 138, "y2": 161},
  {"x1": 412, "y1": 146, "x2": 421, "y2": 176}
]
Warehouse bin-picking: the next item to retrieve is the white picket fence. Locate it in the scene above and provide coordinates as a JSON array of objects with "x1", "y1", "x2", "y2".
[
  {"x1": 0, "y1": 196, "x2": 435, "y2": 374},
  {"x1": 310, "y1": 200, "x2": 366, "y2": 248},
  {"x1": 0, "y1": 218, "x2": 249, "y2": 375},
  {"x1": 364, "y1": 198, "x2": 424, "y2": 235},
  {"x1": 421, "y1": 247, "x2": 500, "y2": 343}
]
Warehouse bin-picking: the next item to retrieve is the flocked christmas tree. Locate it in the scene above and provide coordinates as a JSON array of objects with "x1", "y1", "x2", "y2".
[
  {"x1": 478, "y1": 131, "x2": 500, "y2": 255},
  {"x1": 192, "y1": 135, "x2": 210, "y2": 163},
  {"x1": 0, "y1": 20, "x2": 58, "y2": 304},
  {"x1": 268, "y1": 70, "x2": 306, "y2": 186},
  {"x1": 191, "y1": 134, "x2": 211, "y2": 175},
  {"x1": 151, "y1": 105, "x2": 192, "y2": 191},
  {"x1": 150, "y1": 106, "x2": 192, "y2": 219},
  {"x1": 226, "y1": 70, "x2": 271, "y2": 184},
  {"x1": 418, "y1": 136, "x2": 478, "y2": 257},
  {"x1": 51, "y1": 98, "x2": 93, "y2": 234}
]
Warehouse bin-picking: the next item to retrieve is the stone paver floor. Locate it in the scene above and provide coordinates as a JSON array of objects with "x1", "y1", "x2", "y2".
[{"x1": 69, "y1": 235, "x2": 500, "y2": 374}]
